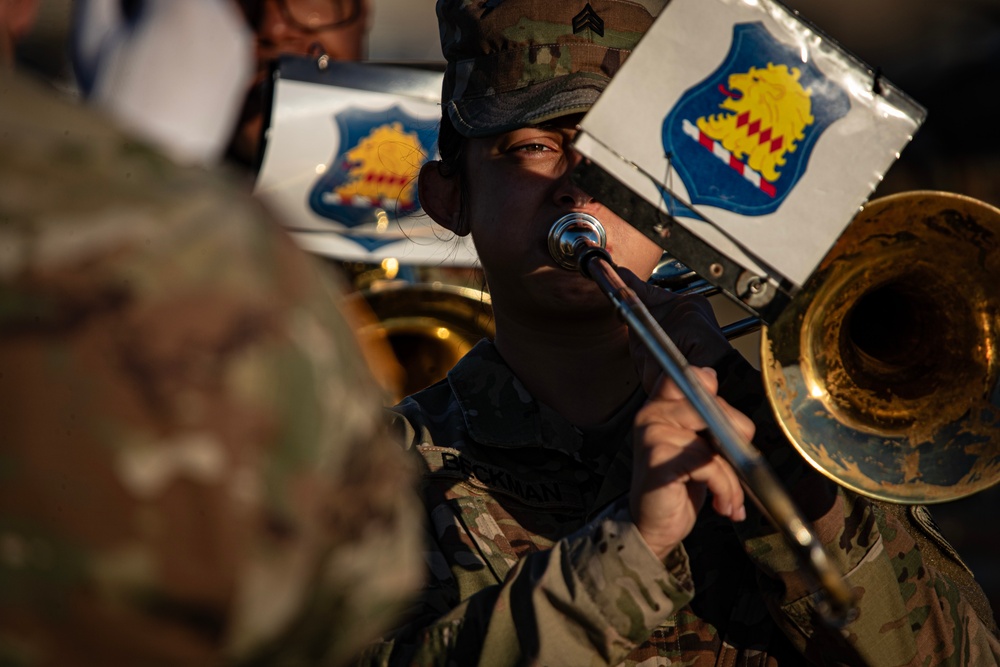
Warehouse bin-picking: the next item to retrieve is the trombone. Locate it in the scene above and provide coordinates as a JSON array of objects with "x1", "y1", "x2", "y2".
[{"x1": 546, "y1": 190, "x2": 1000, "y2": 622}]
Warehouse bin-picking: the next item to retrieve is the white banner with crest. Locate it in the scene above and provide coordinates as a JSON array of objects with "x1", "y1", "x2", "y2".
[
  {"x1": 255, "y1": 59, "x2": 478, "y2": 267},
  {"x1": 575, "y1": 0, "x2": 926, "y2": 287}
]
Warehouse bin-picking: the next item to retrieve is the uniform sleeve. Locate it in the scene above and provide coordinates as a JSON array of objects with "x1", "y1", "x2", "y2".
[
  {"x1": 715, "y1": 350, "x2": 1000, "y2": 666},
  {"x1": 359, "y1": 491, "x2": 694, "y2": 667},
  {"x1": 0, "y1": 101, "x2": 423, "y2": 667}
]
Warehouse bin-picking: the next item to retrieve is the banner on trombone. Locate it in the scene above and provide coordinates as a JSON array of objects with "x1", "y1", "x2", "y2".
[{"x1": 574, "y1": 0, "x2": 926, "y2": 290}]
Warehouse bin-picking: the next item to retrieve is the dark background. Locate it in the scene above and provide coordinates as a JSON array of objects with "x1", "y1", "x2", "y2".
[{"x1": 784, "y1": 0, "x2": 1000, "y2": 205}]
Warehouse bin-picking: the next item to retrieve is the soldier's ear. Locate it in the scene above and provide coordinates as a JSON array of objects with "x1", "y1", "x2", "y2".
[{"x1": 419, "y1": 160, "x2": 468, "y2": 236}]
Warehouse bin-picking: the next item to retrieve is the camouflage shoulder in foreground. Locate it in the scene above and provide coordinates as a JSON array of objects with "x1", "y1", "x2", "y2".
[{"x1": 0, "y1": 71, "x2": 421, "y2": 667}]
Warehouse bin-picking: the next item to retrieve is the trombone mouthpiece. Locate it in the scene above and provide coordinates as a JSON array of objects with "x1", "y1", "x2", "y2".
[{"x1": 547, "y1": 213, "x2": 607, "y2": 271}]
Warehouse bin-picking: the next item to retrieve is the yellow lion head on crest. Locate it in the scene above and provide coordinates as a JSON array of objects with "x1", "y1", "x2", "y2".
[
  {"x1": 697, "y1": 63, "x2": 814, "y2": 183},
  {"x1": 335, "y1": 122, "x2": 422, "y2": 207}
]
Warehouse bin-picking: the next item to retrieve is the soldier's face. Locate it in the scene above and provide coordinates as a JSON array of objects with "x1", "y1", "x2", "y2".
[
  {"x1": 459, "y1": 115, "x2": 663, "y2": 322},
  {"x1": 229, "y1": 0, "x2": 369, "y2": 165},
  {"x1": 254, "y1": 0, "x2": 368, "y2": 65}
]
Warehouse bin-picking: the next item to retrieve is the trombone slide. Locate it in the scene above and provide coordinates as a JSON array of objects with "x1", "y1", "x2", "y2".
[{"x1": 548, "y1": 212, "x2": 857, "y2": 624}]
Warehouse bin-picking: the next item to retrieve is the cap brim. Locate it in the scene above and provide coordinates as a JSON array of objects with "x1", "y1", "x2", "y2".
[{"x1": 446, "y1": 72, "x2": 609, "y2": 138}]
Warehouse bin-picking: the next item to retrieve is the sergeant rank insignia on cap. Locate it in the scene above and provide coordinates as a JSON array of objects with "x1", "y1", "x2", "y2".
[{"x1": 573, "y1": 4, "x2": 605, "y2": 37}]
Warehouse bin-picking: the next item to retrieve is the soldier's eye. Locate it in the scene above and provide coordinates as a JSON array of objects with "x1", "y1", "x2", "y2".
[{"x1": 514, "y1": 143, "x2": 553, "y2": 153}]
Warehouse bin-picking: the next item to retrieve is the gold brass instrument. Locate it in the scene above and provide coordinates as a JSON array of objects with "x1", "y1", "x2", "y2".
[
  {"x1": 642, "y1": 190, "x2": 1000, "y2": 504},
  {"x1": 547, "y1": 190, "x2": 1000, "y2": 622},
  {"x1": 763, "y1": 191, "x2": 1000, "y2": 504},
  {"x1": 336, "y1": 260, "x2": 493, "y2": 403},
  {"x1": 349, "y1": 279, "x2": 494, "y2": 403}
]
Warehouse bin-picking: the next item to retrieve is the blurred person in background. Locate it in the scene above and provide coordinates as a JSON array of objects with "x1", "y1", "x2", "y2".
[
  {"x1": 0, "y1": 1, "x2": 421, "y2": 664},
  {"x1": 227, "y1": 0, "x2": 372, "y2": 170}
]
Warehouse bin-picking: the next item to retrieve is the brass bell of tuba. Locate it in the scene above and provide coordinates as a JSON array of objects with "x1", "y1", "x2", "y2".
[
  {"x1": 350, "y1": 280, "x2": 494, "y2": 403},
  {"x1": 762, "y1": 191, "x2": 1000, "y2": 504}
]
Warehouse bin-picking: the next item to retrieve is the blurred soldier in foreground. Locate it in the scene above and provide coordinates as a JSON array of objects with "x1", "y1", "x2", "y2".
[{"x1": 0, "y1": 1, "x2": 421, "y2": 664}]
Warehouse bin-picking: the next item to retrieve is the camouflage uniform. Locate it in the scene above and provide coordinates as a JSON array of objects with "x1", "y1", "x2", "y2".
[
  {"x1": 0, "y1": 70, "x2": 421, "y2": 666},
  {"x1": 365, "y1": 324, "x2": 1000, "y2": 666}
]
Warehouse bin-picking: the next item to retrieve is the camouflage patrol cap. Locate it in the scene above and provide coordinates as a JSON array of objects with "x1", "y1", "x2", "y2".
[{"x1": 438, "y1": 0, "x2": 665, "y2": 137}]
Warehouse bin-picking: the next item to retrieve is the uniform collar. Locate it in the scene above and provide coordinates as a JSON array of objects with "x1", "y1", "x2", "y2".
[{"x1": 447, "y1": 340, "x2": 643, "y2": 472}]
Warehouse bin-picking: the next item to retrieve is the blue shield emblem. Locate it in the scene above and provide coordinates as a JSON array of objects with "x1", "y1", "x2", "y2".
[
  {"x1": 662, "y1": 22, "x2": 850, "y2": 216},
  {"x1": 309, "y1": 105, "x2": 438, "y2": 229}
]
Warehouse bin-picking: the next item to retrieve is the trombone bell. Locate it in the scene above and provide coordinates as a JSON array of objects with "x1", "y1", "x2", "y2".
[
  {"x1": 351, "y1": 282, "x2": 494, "y2": 403},
  {"x1": 763, "y1": 191, "x2": 1000, "y2": 504}
]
